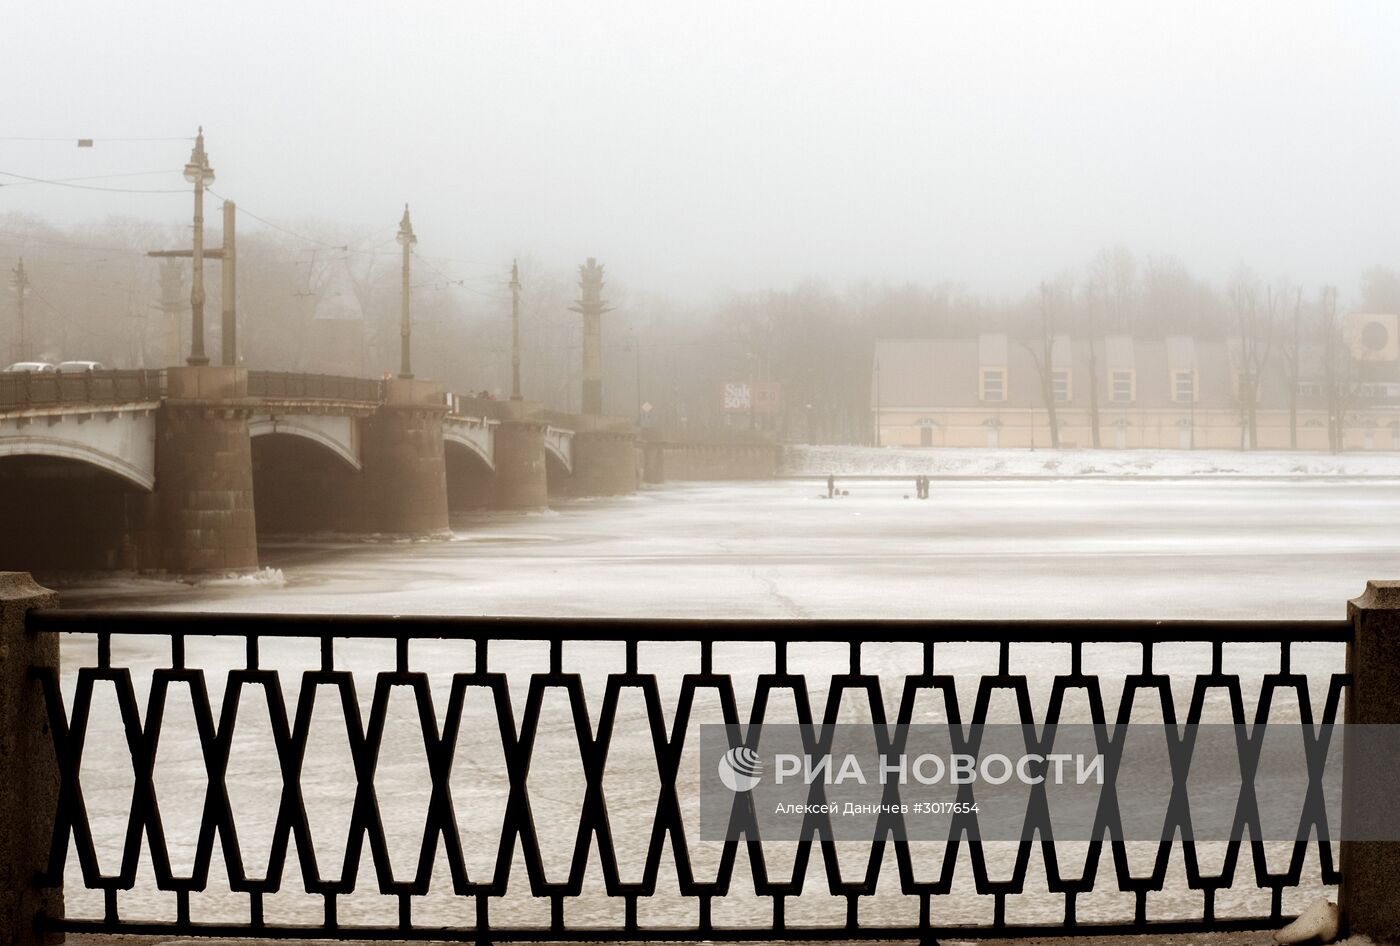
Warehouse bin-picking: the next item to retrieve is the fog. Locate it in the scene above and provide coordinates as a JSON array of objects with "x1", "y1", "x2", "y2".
[{"x1": 4, "y1": 1, "x2": 1399, "y2": 299}]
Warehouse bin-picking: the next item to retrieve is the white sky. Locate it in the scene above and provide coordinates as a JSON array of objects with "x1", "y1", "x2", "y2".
[{"x1": 3, "y1": 1, "x2": 1398, "y2": 299}]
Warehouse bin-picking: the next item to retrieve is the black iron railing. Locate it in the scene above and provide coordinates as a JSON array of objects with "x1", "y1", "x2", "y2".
[
  {"x1": 24, "y1": 611, "x2": 1351, "y2": 941},
  {"x1": 247, "y1": 372, "x2": 383, "y2": 403},
  {"x1": 0, "y1": 369, "x2": 166, "y2": 411}
]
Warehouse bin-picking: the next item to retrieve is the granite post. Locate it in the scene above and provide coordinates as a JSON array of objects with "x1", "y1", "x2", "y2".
[
  {"x1": 1342, "y1": 580, "x2": 1400, "y2": 941},
  {"x1": 0, "y1": 573, "x2": 62, "y2": 946}
]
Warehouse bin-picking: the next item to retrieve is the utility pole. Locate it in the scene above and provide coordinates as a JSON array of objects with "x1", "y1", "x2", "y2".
[
  {"x1": 874, "y1": 357, "x2": 882, "y2": 447},
  {"x1": 396, "y1": 205, "x2": 416, "y2": 379},
  {"x1": 634, "y1": 335, "x2": 642, "y2": 426},
  {"x1": 509, "y1": 259, "x2": 522, "y2": 399},
  {"x1": 10, "y1": 259, "x2": 30, "y2": 363},
  {"x1": 221, "y1": 200, "x2": 237, "y2": 366}
]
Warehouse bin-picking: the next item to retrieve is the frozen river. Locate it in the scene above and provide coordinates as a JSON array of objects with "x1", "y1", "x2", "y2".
[
  {"x1": 51, "y1": 478, "x2": 1386, "y2": 931},
  {"x1": 60, "y1": 477, "x2": 1400, "y2": 618}
]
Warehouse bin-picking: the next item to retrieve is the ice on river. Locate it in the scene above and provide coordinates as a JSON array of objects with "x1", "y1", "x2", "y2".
[{"x1": 58, "y1": 478, "x2": 1400, "y2": 619}]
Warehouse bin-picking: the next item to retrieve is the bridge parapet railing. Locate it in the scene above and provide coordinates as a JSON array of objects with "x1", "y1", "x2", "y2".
[
  {"x1": 450, "y1": 395, "x2": 514, "y2": 421},
  {"x1": 0, "y1": 369, "x2": 166, "y2": 411},
  {"x1": 6, "y1": 586, "x2": 1399, "y2": 944},
  {"x1": 640, "y1": 426, "x2": 779, "y2": 445},
  {"x1": 247, "y1": 371, "x2": 383, "y2": 403},
  {"x1": 539, "y1": 410, "x2": 635, "y2": 434}
]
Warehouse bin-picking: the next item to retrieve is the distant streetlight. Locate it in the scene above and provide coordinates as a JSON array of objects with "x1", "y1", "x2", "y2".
[
  {"x1": 631, "y1": 334, "x2": 642, "y2": 426},
  {"x1": 509, "y1": 260, "x2": 522, "y2": 399},
  {"x1": 396, "y1": 205, "x2": 417, "y2": 379},
  {"x1": 182, "y1": 128, "x2": 215, "y2": 366}
]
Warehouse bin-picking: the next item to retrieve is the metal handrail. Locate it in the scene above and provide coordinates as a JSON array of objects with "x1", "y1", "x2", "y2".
[
  {"x1": 246, "y1": 370, "x2": 383, "y2": 403},
  {"x1": 27, "y1": 610, "x2": 1352, "y2": 941},
  {"x1": 0, "y1": 369, "x2": 166, "y2": 410}
]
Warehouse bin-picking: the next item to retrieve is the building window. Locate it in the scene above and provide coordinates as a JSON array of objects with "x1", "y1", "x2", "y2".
[
  {"x1": 1052, "y1": 369, "x2": 1071, "y2": 403},
  {"x1": 1110, "y1": 369, "x2": 1135, "y2": 404},
  {"x1": 980, "y1": 368, "x2": 1006, "y2": 402},
  {"x1": 1172, "y1": 370, "x2": 1195, "y2": 403}
]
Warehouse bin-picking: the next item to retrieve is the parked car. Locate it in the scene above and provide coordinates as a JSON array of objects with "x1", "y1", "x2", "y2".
[
  {"x1": 2, "y1": 361, "x2": 56, "y2": 373},
  {"x1": 55, "y1": 360, "x2": 105, "y2": 372}
]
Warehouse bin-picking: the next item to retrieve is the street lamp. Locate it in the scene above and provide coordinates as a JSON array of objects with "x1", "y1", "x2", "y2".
[
  {"x1": 396, "y1": 204, "x2": 417, "y2": 379},
  {"x1": 183, "y1": 127, "x2": 215, "y2": 366},
  {"x1": 510, "y1": 260, "x2": 522, "y2": 399}
]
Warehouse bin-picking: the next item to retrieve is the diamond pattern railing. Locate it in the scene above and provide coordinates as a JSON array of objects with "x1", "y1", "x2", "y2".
[{"x1": 24, "y1": 611, "x2": 1351, "y2": 941}]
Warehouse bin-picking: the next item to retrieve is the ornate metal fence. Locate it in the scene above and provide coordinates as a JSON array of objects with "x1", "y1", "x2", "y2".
[{"x1": 16, "y1": 610, "x2": 1356, "y2": 942}]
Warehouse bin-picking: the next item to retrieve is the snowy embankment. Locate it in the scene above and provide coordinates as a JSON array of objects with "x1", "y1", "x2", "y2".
[{"x1": 782, "y1": 444, "x2": 1400, "y2": 478}]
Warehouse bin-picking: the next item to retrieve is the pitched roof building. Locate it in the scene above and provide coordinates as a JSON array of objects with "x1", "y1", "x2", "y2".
[{"x1": 872, "y1": 321, "x2": 1400, "y2": 450}]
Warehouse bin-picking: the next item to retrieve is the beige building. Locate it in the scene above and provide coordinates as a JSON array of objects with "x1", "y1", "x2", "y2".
[{"x1": 872, "y1": 323, "x2": 1400, "y2": 451}]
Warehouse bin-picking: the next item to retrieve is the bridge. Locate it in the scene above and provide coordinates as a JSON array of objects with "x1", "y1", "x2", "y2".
[{"x1": 0, "y1": 366, "x2": 652, "y2": 573}]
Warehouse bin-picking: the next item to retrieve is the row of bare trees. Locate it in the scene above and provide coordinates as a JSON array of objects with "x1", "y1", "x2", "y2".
[{"x1": 1021, "y1": 271, "x2": 1370, "y2": 453}]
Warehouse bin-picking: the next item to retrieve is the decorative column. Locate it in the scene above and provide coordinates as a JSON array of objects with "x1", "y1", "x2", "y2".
[{"x1": 570, "y1": 258, "x2": 611, "y2": 415}]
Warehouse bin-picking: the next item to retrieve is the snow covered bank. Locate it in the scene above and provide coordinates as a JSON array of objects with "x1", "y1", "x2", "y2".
[{"x1": 783, "y1": 444, "x2": 1400, "y2": 478}]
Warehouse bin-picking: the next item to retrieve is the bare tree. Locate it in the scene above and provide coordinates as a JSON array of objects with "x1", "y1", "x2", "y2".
[
  {"x1": 1318, "y1": 285, "x2": 1359, "y2": 453},
  {"x1": 1081, "y1": 286, "x2": 1103, "y2": 447},
  {"x1": 1093, "y1": 245, "x2": 1137, "y2": 332},
  {"x1": 1086, "y1": 247, "x2": 1135, "y2": 449},
  {"x1": 1278, "y1": 287, "x2": 1302, "y2": 449},
  {"x1": 1226, "y1": 267, "x2": 1275, "y2": 449},
  {"x1": 1021, "y1": 282, "x2": 1063, "y2": 448}
]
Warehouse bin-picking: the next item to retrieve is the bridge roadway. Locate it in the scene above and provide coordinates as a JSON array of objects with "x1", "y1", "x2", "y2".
[{"x1": 0, "y1": 367, "x2": 638, "y2": 573}]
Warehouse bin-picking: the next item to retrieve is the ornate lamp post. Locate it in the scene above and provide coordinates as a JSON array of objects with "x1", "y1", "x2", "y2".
[
  {"x1": 182, "y1": 128, "x2": 215, "y2": 366},
  {"x1": 396, "y1": 205, "x2": 417, "y2": 379}
]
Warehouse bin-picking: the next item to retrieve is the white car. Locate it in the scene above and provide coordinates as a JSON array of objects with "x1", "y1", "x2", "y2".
[
  {"x1": 55, "y1": 360, "x2": 105, "y2": 372},
  {"x1": 2, "y1": 361, "x2": 56, "y2": 373}
]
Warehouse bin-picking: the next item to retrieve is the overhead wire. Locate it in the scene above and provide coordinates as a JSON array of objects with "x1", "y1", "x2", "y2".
[
  {"x1": 0, "y1": 135, "x2": 194, "y2": 143},
  {"x1": 0, "y1": 169, "x2": 186, "y2": 194},
  {"x1": 207, "y1": 188, "x2": 350, "y2": 251}
]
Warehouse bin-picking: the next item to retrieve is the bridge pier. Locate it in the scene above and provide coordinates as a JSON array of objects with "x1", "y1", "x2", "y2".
[
  {"x1": 156, "y1": 367, "x2": 258, "y2": 572},
  {"x1": 492, "y1": 413, "x2": 548, "y2": 509},
  {"x1": 361, "y1": 379, "x2": 450, "y2": 536},
  {"x1": 569, "y1": 427, "x2": 638, "y2": 497}
]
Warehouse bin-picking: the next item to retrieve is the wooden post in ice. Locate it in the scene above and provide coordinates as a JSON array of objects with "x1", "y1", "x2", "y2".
[{"x1": 0, "y1": 572, "x2": 62, "y2": 946}]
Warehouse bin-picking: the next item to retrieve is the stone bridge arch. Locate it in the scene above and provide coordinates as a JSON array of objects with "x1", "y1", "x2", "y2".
[
  {"x1": 544, "y1": 426, "x2": 572, "y2": 474},
  {"x1": 0, "y1": 408, "x2": 157, "y2": 491},
  {"x1": 247, "y1": 413, "x2": 361, "y2": 470},
  {"x1": 0, "y1": 436, "x2": 153, "y2": 491},
  {"x1": 442, "y1": 416, "x2": 495, "y2": 471}
]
